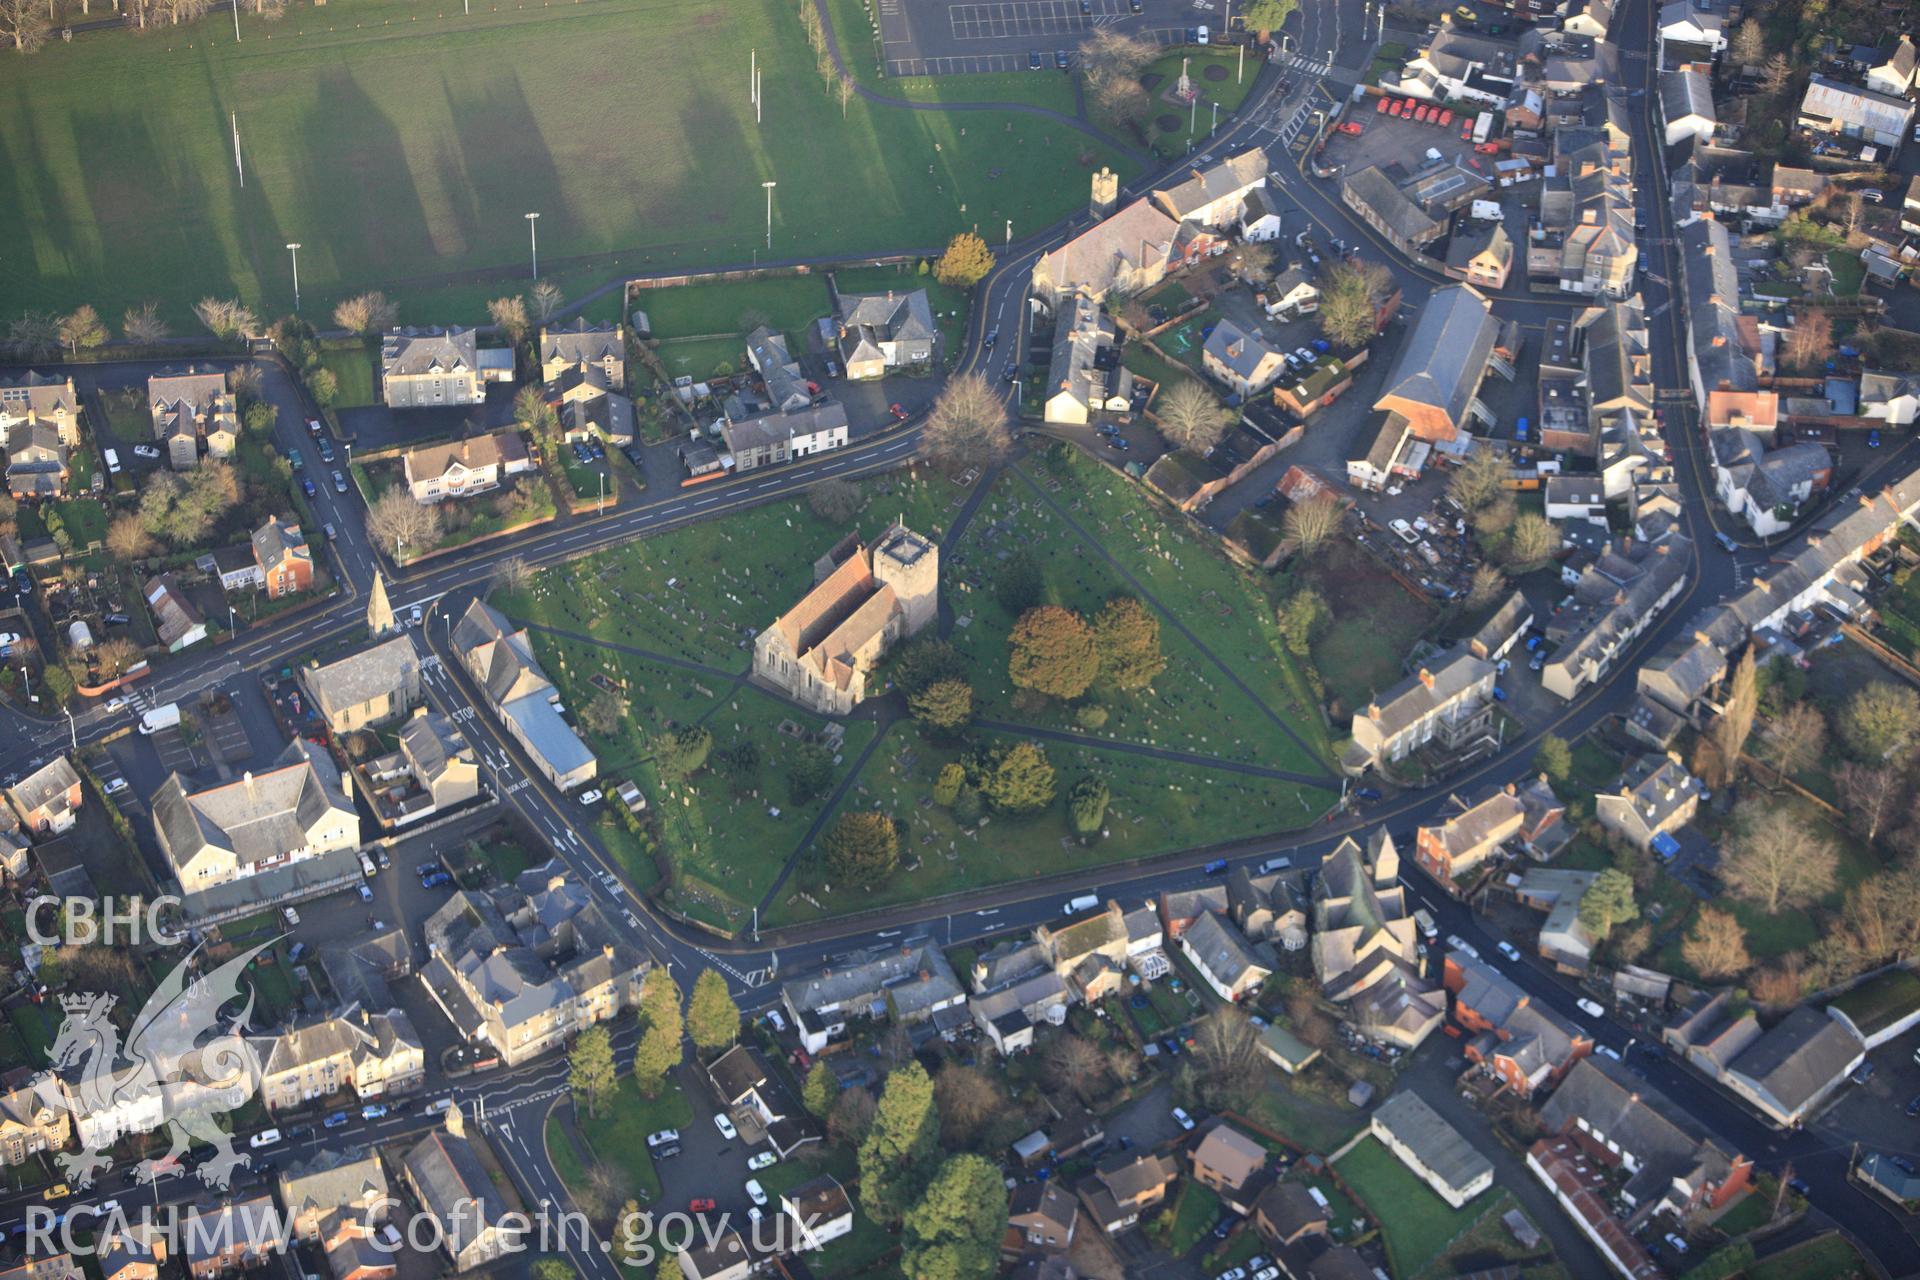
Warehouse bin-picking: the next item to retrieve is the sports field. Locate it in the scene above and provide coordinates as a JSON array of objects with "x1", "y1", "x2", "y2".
[{"x1": 0, "y1": 0, "x2": 1136, "y2": 324}]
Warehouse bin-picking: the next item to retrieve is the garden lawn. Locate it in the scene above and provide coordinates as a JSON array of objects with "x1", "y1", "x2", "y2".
[
  {"x1": 766, "y1": 724, "x2": 1334, "y2": 925},
  {"x1": 652, "y1": 336, "x2": 748, "y2": 383},
  {"x1": 0, "y1": 0, "x2": 1136, "y2": 324},
  {"x1": 1246, "y1": 1087, "x2": 1365, "y2": 1154},
  {"x1": 641, "y1": 275, "x2": 839, "y2": 345},
  {"x1": 316, "y1": 344, "x2": 378, "y2": 408},
  {"x1": 494, "y1": 466, "x2": 961, "y2": 673},
  {"x1": 1160, "y1": 1180, "x2": 1223, "y2": 1254},
  {"x1": 1334, "y1": 1136, "x2": 1491, "y2": 1276},
  {"x1": 756, "y1": 1147, "x2": 895, "y2": 1278},
  {"x1": 1412, "y1": 1195, "x2": 1544, "y2": 1280},
  {"x1": 524, "y1": 633, "x2": 877, "y2": 932}
]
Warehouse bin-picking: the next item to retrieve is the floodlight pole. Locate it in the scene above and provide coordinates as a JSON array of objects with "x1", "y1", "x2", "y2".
[
  {"x1": 526, "y1": 212, "x2": 540, "y2": 280},
  {"x1": 762, "y1": 182, "x2": 777, "y2": 251},
  {"x1": 286, "y1": 243, "x2": 302, "y2": 311},
  {"x1": 232, "y1": 0, "x2": 239, "y2": 42}
]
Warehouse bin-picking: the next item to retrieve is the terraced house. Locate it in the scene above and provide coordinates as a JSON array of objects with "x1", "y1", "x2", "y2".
[
  {"x1": 422, "y1": 861, "x2": 648, "y2": 1066},
  {"x1": 451, "y1": 599, "x2": 596, "y2": 791},
  {"x1": 254, "y1": 1007, "x2": 424, "y2": 1111}
]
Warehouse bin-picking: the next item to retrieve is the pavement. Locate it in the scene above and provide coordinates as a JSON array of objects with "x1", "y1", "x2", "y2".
[{"x1": 1, "y1": 0, "x2": 1918, "y2": 1272}]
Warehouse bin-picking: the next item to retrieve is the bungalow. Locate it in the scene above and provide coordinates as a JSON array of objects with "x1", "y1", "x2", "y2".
[
  {"x1": 1369, "y1": 1091, "x2": 1493, "y2": 1209},
  {"x1": 1717, "y1": 1006, "x2": 1865, "y2": 1128}
]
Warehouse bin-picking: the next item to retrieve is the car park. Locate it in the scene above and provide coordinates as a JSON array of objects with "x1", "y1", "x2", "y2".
[{"x1": 714, "y1": 1113, "x2": 739, "y2": 1140}]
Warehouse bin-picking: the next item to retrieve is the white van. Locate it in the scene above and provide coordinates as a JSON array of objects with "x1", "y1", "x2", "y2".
[
  {"x1": 1062, "y1": 894, "x2": 1099, "y2": 916},
  {"x1": 1256, "y1": 856, "x2": 1292, "y2": 875},
  {"x1": 102, "y1": 449, "x2": 121, "y2": 475},
  {"x1": 359, "y1": 852, "x2": 377, "y2": 878},
  {"x1": 249, "y1": 1129, "x2": 281, "y2": 1149}
]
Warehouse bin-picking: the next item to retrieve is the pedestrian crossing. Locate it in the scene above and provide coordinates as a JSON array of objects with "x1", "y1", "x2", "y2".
[{"x1": 1284, "y1": 52, "x2": 1332, "y2": 76}]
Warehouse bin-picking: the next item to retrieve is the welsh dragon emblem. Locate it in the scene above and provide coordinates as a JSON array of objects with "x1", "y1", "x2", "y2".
[{"x1": 36, "y1": 941, "x2": 273, "y2": 1191}]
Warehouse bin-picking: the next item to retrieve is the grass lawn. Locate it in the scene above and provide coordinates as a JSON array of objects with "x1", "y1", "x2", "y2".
[
  {"x1": 1122, "y1": 342, "x2": 1192, "y2": 398},
  {"x1": 95, "y1": 390, "x2": 152, "y2": 449},
  {"x1": 1748, "y1": 1233, "x2": 1869, "y2": 1280},
  {"x1": 1412, "y1": 1195, "x2": 1544, "y2": 1280},
  {"x1": 1244, "y1": 1080, "x2": 1365, "y2": 1154},
  {"x1": 494, "y1": 466, "x2": 961, "y2": 673},
  {"x1": 1825, "y1": 248, "x2": 1866, "y2": 296},
  {"x1": 1159, "y1": 1180, "x2": 1223, "y2": 1254},
  {"x1": 1142, "y1": 50, "x2": 1263, "y2": 155},
  {"x1": 1711, "y1": 1191, "x2": 1771, "y2": 1239},
  {"x1": 756, "y1": 1147, "x2": 896, "y2": 1278},
  {"x1": 524, "y1": 632, "x2": 876, "y2": 931},
  {"x1": 1830, "y1": 968, "x2": 1920, "y2": 1038},
  {"x1": 0, "y1": 0, "x2": 1136, "y2": 325},
  {"x1": 316, "y1": 344, "x2": 378, "y2": 408},
  {"x1": 642, "y1": 275, "x2": 837, "y2": 343},
  {"x1": 767, "y1": 723, "x2": 1334, "y2": 924},
  {"x1": 652, "y1": 336, "x2": 748, "y2": 382},
  {"x1": 549, "y1": 1075, "x2": 693, "y2": 1208},
  {"x1": 1334, "y1": 1136, "x2": 1491, "y2": 1277},
  {"x1": 1299, "y1": 542, "x2": 1439, "y2": 717},
  {"x1": 1016, "y1": 451, "x2": 1333, "y2": 770},
  {"x1": 50, "y1": 497, "x2": 110, "y2": 553},
  {"x1": 6, "y1": 1005, "x2": 51, "y2": 1067}
]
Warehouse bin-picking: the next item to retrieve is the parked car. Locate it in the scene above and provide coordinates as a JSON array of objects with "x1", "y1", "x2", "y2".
[
  {"x1": 889, "y1": 402, "x2": 909, "y2": 421},
  {"x1": 361, "y1": 1104, "x2": 387, "y2": 1120},
  {"x1": 1029, "y1": 49, "x2": 1044, "y2": 70},
  {"x1": 1575, "y1": 998, "x2": 1605, "y2": 1018},
  {"x1": 1664, "y1": 1235, "x2": 1689, "y2": 1255},
  {"x1": 745, "y1": 1180, "x2": 768, "y2": 1207},
  {"x1": 301, "y1": 477, "x2": 318, "y2": 499},
  {"x1": 332, "y1": 470, "x2": 348, "y2": 493},
  {"x1": 579, "y1": 789, "x2": 604, "y2": 806},
  {"x1": 323, "y1": 1112, "x2": 348, "y2": 1130},
  {"x1": 688, "y1": 1199, "x2": 716, "y2": 1214},
  {"x1": 713, "y1": 1113, "x2": 739, "y2": 1141},
  {"x1": 647, "y1": 1129, "x2": 681, "y2": 1150},
  {"x1": 357, "y1": 883, "x2": 373, "y2": 902},
  {"x1": 1172, "y1": 1107, "x2": 1196, "y2": 1131},
  {"x1": 1055, "y1": 49, "x2": 1070, "y2": 68},
  {"x1": 1496, "y1": 940, "x2": 1523, "y2": 962},
  {"x1": 132, "y1": 444, "x2": 160, "y2": 460},
  {"x1": 747, "y1": 1152, "x2": 778, "y2": 1170}
]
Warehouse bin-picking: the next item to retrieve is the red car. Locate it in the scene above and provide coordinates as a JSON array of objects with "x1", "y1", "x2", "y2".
[
  {"x1": 1376, "y1": 95, "x2": 1390, "y2": 113},
  {"x1": 1437, "y1": 109, "x2": 1454, "y2": 127},
  {"x1": 689, "y1": 1199, "x2": 717, "y2": 1213},
  {"x1": 889, "y1": 403, "x2": 908, "y2": 421}
]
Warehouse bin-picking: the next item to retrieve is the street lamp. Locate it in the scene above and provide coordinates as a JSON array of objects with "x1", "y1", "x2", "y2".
[
  {"x1": 1005, "y1": 218, "x2": 1012, "y2": 246},
  {"x1": 285, "y1": 243, "x2": 302, "y2": 311},
  {"x1": 64, "y1": 707, "x2": 75, "y2": 751},
  {"x1": 762, "y1": 181, "x2": 777, "y2": 252},
  {"x1": 525, "y1": 212, "x2": 540, "y2": 280}
]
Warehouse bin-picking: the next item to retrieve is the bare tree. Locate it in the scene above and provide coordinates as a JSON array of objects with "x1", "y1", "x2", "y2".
[
  {"x1": 1759, "y1": 700, "x2": 1826, "y2": 788},
  {"x1": 1077, "y1": 27, "x2": 1157, "y2": 94},
  {"x1": 332, "y1": 291, "x2": 398, "y2": 336},
  {"x1": 1042, "y1": 1034, "x2": 1108, "y2": 1103},
  {"x1": 1506, "y1": 511, "x2": 1560, "y2": 569},
  {"x1": 93, "y1": 636, "x2": 141, "y2": 678},
  {"x1": 194, "y1": 297, "x2": 258, "y2": 341},
  {"x1": 828, "y1": 1086, "x2": 876, "y2": 1147},
  {"x1": 923, "y1": 372, "x2": 1011, "y2": 469},
  {"x1": 1722, "y1": 801, "x2": 1839, "y2": 913},
  {"x1": 1188, "y1": 1006, "x2": 1264, "y2": 1109},
  {"x1": 7, "y1": 312, "x2": 59, "y2": 360},
  {"x1": 531, "y1": 280, "x2": 564, "y2": 323},
  {"x1": 106, "y1": 515, "x2": 156, "y2": 562},
  {"x1": 492, "y1": 554, "x2": 534, "y2": 595},
  {"x1": 837, "y1": 73, "x2": 856, "y2": 118},
  {"x1": 807, "y1": 477, "x2": 864, "y2": 523},
  {"x1": 122, "y1": 302, "x2": 170, "y2": 345},
  {"x1": 0, "y1": 0, "x2": 52, "y2": 52},
  {"x1": 1466, "y1": 563, "x2": 1506, "y2": 609},
  {"x1": 1448, "y1": 446, "x2": 1510, "y2": 514},
  {"x1": 933, "y1": 1064, "x2": 1001, "y2": 1148},
  {"x1": 365, "y1": 489, "x2": 444, "y2": 560},
  {"x1": 1094, "y1": 77, "x2": 1151, "y2": 129},
  {"x1": 488, "y1": 295, "x2": 530, "y2": 347},
  {"x1": 1730, "y1": 18, "x2": 1765, "y2": 66},
  {"x1": 1783, "y1": 309, "x2": 1833, "y2": 370},
  {"x1": 1682, "y1": 907, "x2": 1750, "y2": 979},
  {"x1": 1837, "y1": 761, "x2": 1905, "y2": 844},
  {"x1": 1283, "y1": 493, "x2": 1342, "y2": 558},
  {"x1": 1156, "y1": 379, "x2": 1233, "y2": 453},
  {"x1": 1761, "y1": 51, "x2": 1793, "y2": 95}
]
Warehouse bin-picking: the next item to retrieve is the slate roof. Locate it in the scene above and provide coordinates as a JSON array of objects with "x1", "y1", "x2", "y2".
[
  {"x1": 780, "y1": 942, "x2": 963, "y2": 1020},
  {"x1": 1723, "y1": 1006, "x2": 1864, "y2": 1118},
  {"x1": 1037, "y1": 200, "x2": 1180, "y2": 296},
  {"x1": 1204, "y1": 320, "x2": 1284, "y2": 384},
  {"x1": 406, "y1": 430, "x2": 527, "y2": 481},
  {"x1": 301, "y1": 636, "x2": 418, "y2": 726},
  {"x1": 1356, "y1": 642, "x2": 1495, "y2": 739},
  {"x1": 382, "y1": 326, "x2": 479, "y2": 377},
  {"x1": 277, "y1": 1147, "x2": 389, "y2": 1226},
  {"x1": 1343, "y1": 167, "x2": 1445, "y2": 245},
  {"x1": 403, "y1": 1128, "x2": 507, "y2": 1258},
  {"x1": 9, "y1": 757, "x2": 78, "y2": 822},
  {"x1": 1539, "y1": 1057, "x2": 1741, "y2": 1204},
  {"x1": 1659, "y1": 67, "x2": 1715, "y2": 123},
  {"x1": 152, "y1": 738, "x2": 355, "y2": 872},
  {"x1": 1373, "y1": 284, "x2": 1498, "y2": 429},
  {"x1": 1372, "y1": 1091, "x2": 1492, "y2": 1193},
  {"x1": 540, "y1": 319, "x2": 623, "y2": 367},
  {"x1": 1153, "y1": 149, "x2": 1267, "y2": 222}
]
